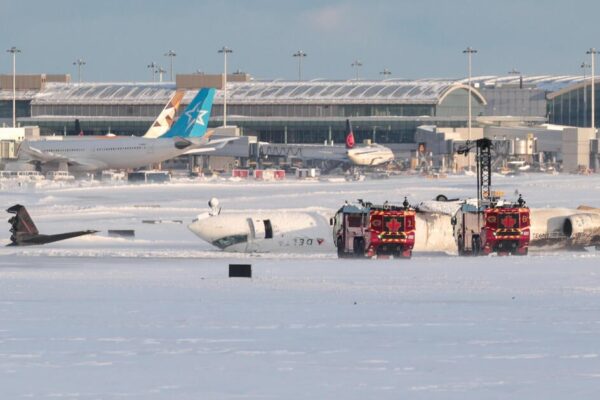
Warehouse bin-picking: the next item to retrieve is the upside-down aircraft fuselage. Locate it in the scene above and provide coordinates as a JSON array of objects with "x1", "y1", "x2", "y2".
[{"x1": 187, "y1": 199, "x2": 600, "y2": 255}]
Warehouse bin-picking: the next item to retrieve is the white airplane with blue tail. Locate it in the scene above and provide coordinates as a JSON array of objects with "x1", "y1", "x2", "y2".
[{"x1": 18, "y1": 88, "x2": 232, "y2": 172}]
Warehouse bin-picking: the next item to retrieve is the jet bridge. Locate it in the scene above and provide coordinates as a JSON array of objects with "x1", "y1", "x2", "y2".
[{"x1": 255, "y1": 142, "x2": 348, "y2": 162}]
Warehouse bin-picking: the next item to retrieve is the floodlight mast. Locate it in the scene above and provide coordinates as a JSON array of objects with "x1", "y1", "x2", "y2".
[
  {"x1": 379, "y1": 68, "x2": 392, "y2": 79},
  {"x1": 7, "y1": 46, "x2": 21, "y2": 128},
  {"x1": 581, "y1": 62, "x2": 591, "y2": 126},
  {"x1": 218, "y1": 46, "x2": 233, "y2": 127},
  {"x1": 73, "y1": 58, "x2": 86, "y2": 84},
  {"x1": 164, "y1": 50, "x2": 176, "y2": 82},
  {"x1": 586, "y1": 48, "x2": 597, "y2": 130},
  {"x1": 351, "y1": 60, "x2": 362, "y2": 81},
  {"x1": 463, "y1": 46, "x2": 477, "y2": 171},
  {"x1": 147, "y1": 61, "x2": 157, "y2": 82},
  {"x1": 293, "y1": 50, "x2": 307, "y2": 81}
]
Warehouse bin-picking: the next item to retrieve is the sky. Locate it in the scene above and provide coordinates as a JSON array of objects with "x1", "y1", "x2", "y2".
[{"x1": 1, "y1": 0, "x2": 600, "y2": 82}]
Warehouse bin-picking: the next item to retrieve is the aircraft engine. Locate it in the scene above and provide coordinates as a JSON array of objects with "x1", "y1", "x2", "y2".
[{"x1": 562, "y1": 213, "x2": 600, "y2": 247}]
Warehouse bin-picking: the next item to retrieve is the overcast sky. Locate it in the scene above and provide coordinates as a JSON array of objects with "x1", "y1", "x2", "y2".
[{"x1": 1, "y1": 0, "x2": 599, "y2": 82}]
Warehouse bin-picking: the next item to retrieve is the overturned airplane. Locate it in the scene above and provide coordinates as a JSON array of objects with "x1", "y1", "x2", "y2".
[
  {"x1": 418, "y1": 199, "x2": 600, "y2": 252},
  {"x1": 7, "y1": 204, "x2": 98, "y2": 246},
  {"x1": 188, "y1": 198, "x2": 600, "y2": 255}
]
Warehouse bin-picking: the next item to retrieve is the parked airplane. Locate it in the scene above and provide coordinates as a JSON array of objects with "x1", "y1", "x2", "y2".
[
  {"x1": 6, "y1": 204, "x2": 97, "y2": 246},
  {"x1": 188, "y1": 197, "x2": 600, "y2": 255},
  {"x1": 345, "y1": 119, "x2": 394, "y2": 167},
  {"x1": 18, "y1": 88, "x2": 231, "y2": 172},
  {"x1": 255, "y1": 119, "x2": 394, "y2": 168}
]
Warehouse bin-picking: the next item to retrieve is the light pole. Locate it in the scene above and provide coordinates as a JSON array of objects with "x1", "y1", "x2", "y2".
[
  {"x1": 157, "y1": 66, "x2": 166, "y2": 82},
  {"x1": 463, "y1": 47, "x2": 477, "y2": 170},
  {"x1": 581, "y1": 62, "x2": 591, "y2": 127},
  {"x1": 218, "y1": 46, "x2": 233, "y2": 127},
  {"x1": 147, "y1": 62, "x2": 157, "y2": 82},
  {"x1": 351, "y1": 60, "x2": 362, "y2": 81},
  {"x1": 379, "y1": 68, "x2": 392, "y2": 79},
  {"x1": 7, "y1": 46, "x2": 21, "y2": 128},
  {"x1": 587, "y1": 48, "x2": 597, "y2": 131},
  {"x1": 293, "y1": 50, "x2": 307, "y2": 81},
  {"x1": 72, "y1": 58, "x2": 86, "y2": 84},
  {"x1": 164, "y1": 50, "x2": 176, "y2": 82},
  {"x1": 508, "y1": 67, "x2": 522, "y2": 89}
]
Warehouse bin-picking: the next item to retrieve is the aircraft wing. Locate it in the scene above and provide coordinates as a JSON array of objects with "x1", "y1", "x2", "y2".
[
  {"x1": 19, "y1": 142, "x2": 68, "y2": 163},
  {"x1": 183, "y1": 136, "x2": 239, "y2": 155},
  {"x1": 19, "y1": 143, "x2": 106, "y2": 170}
]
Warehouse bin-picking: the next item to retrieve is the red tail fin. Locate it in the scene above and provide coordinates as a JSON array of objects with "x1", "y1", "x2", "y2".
[{"x1": 345, "y1": 119, "x2": 355, "y2": 149}]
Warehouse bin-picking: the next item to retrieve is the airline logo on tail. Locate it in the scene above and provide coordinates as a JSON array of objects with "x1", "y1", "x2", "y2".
[
  {"x1": 160, "y1": 88, "x2": 215, "y2": 138},
  {"x1": 345, "y1": 119, "x2": 355, "y2": 149},
  {"x1": 143, "y1": 90, "x2": 185, "y2": 138}
]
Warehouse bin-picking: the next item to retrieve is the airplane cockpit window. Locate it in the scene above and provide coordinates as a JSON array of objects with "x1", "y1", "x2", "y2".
[
  {"x1": 212, "y1": 235, "x2": 248, "y2": 249},
  {"x1": 264, "y1": 220, "x2": 273, "y2": 239}
]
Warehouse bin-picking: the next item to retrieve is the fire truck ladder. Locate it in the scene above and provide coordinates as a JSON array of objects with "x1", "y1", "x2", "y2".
[{"x1": 457, "y1": 138, "x2": 493, "y2": 207}]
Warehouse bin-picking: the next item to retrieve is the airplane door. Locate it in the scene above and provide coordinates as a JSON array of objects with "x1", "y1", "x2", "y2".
[{"x1": 246, "y1": 218, "x2": 269, "y2": 252}]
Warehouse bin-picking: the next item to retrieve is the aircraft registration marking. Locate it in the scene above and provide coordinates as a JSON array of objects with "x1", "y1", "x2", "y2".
[{"x1": 293, "y1": 237, "x2": 326, "y2": 246}]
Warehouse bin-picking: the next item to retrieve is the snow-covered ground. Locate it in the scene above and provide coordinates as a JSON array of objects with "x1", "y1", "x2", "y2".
[{"x1": 1, "y1": 174, "x2": 600, "y2": 399}]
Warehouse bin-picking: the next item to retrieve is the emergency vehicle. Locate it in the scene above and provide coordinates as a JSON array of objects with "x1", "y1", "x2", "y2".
[
  {"x1": 332, "y1": 198, "x2": 416, "y2": 258},
  {"x1": 452, "y1": 138, "x2": 530, "y2": 256},
  {"x1": 453, "y1": 196, "x2": 530, "y2": 255}
]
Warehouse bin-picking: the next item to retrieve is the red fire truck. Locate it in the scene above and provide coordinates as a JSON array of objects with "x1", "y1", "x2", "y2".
[
  {"x1": 453, "y1": 198, "x2": 530, "y2": 256},
  {"x1": 452, "y1": 138, "x2": 530, "y2": 256},
  {"x1": 332, "y1": 199, "x2": 416, "y2": 259}
]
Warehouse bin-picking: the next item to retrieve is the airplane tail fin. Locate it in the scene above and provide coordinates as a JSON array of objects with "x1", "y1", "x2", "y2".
[
  {"x1": 75, "y1": 119, "x2": 84, "y2": 136},
  {"x1": 143, "y1": 90, "x2": 186, "y2": 138},
  {"x1": 160, "y1": 88, "x2": 215, "y2": 139},
  {"x1": 345, "y1": 119, "x2": 355, "y2": 149},
  {"x1": 7, "y1": 204, "x2": 39, "y2": 243}
]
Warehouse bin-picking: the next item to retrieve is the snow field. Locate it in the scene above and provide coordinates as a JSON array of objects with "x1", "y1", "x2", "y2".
[{"x1": 1, "y1": 174, "x2": 600, "y2": 398}]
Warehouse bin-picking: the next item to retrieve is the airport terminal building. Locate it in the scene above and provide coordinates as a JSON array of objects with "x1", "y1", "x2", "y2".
[
  {"x1": 0, "y1": 75, "x2": 490, "y2": 146},
  {"x1": 0, "y1": 73, "x2": 592, "y2": 148}
]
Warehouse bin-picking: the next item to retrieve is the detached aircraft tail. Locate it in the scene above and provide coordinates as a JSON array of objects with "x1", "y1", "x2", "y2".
[
  {"x1": 345, "y1": 119, "x2": 355, "y2": 149},
  {"x1": 160, "y1": 88, "x2": 216, "y2": 139},
  {"x1": 7, "y1": 204, "x2": 97, "y2": 246},
  {"x1": 143, "y1": 90, "x2": 186, "y2": 138},
  {"x1": 7, "y1": 204, "x2": 39, "y2": 239}
]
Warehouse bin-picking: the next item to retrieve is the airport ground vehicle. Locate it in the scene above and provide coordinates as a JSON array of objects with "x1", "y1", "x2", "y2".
[
  {"x1": 451, "y1": 138, "x2": 530, "y2": 256},
  {"x1": 332, "y1": 199, "x2": 416, "y2": 258},
  {"x1": 453, "y1": 198, "x2": 530, "y2": 255}
]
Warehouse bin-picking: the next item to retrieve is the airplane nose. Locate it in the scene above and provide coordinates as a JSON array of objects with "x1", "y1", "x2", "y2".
[
  {"x1": 188, "y1": 216, "x2": 215, "y2": 242},
  {"x1": 174, "y1": 138, "x2": 193, "y2": 149},
  {"x1": 188, "y1": 221, "x2": 205, "y2": 238}
]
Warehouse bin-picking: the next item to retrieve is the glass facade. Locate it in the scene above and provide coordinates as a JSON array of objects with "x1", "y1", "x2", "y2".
[
  {"x1": 480, "y1": 88, "x2": 547, "y2": 117},
  {"x1": 14, "y1": 81, "x2": 488, "y2": 142},
  {"x1": 229, "y1": 119, "x2": 467, "y2": 144},
  {"x1": 548, "y1": 85, "x2": 598, "y2": 127},
  {"x1": 0, "y1": 100, "x2": 31, "y2": 119},
  {"x1": 210, "y1": 103, "x2": 435, "y2": 119},
  {"x1": 32, "y1": 103, "x2": 165, "y2": 118},
  {"x1": 26, "y1": 118, "x2": 154, "y2": 136}
]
